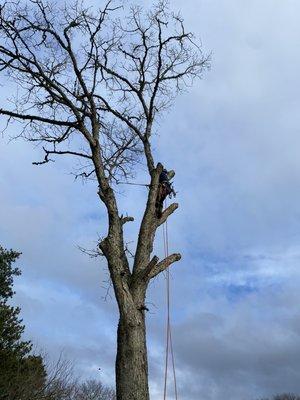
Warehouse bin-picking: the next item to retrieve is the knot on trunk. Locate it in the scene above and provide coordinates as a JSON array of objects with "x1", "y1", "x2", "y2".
[
  {"x1": 120, "y1": 215, "x2": 134, "y2": 225},
  {"x1": 138, "y1": 305, "x2": 149, "y2": 313},
  {"x1": 99, "y1": 237, "x2": 109, "y2": 255}
]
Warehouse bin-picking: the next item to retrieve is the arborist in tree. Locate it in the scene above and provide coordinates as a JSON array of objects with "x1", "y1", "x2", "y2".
[{"x1": 155, "y1": 168, "x2": 176, "y2": 218}]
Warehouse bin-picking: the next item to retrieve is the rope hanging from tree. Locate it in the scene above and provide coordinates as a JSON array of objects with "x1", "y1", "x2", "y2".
[{"x1": 162, "y1": 202, "x2": 179, "y2": 400}]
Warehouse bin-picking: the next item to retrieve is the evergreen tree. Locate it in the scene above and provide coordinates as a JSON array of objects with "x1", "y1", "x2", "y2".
[
  {"x1": 0, "y1": 246, "x2": 31, "y2": 357},
  {"x1": 0, "y1": 246, "x2": 46, "y2": 400}
]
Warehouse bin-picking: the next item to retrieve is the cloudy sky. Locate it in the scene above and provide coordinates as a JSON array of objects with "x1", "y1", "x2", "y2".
[{"x1": 2, "y1": 0, "x2": 300, "y2": 399}]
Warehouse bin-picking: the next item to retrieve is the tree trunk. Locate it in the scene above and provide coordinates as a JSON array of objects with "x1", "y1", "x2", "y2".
[
  {"x1": 116, "y1": 312, "x2": 149, "y2": 400},
  {"x1": 98, "y1": 164, "x2": 179, "y2": 399}
]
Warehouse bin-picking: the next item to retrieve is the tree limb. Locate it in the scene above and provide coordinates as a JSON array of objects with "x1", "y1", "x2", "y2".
[
  {"x1": 0, "y1": 109, "x2": 78, "y2": 128},
  {"x1": 142, "y1": 255, "x2": 159, "y2": 280},
  {"x1": 148, "y1": 253, "x2": 181, "y2": 279},
  {"x1": 32, "y1": 147, "x2": 92, "y2": 165},
  {"x1": 120, "y1": 216, "x2": 134, "y2": 225},
  {"x1": 157, "y1": 203, "x2": 179, "y2": 227}
]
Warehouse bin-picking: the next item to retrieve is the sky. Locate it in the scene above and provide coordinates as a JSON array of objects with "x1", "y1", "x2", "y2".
[{"x1": 1, "y1": 0, "x2": 300, "y2": 399}]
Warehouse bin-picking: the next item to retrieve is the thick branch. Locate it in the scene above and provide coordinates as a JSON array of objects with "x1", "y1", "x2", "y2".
[
  {"x1": 148, "y1": 253, "x2": 181, "y2": 280},
  {"x1": 142, "y1": 255, "x2": 159, "y2": 280},
  {"x1": 132, "y1": 163, "x2": 163, "y2": 276},
  {"x1": 0, "y1": 109, "x2": 78, "y2": 128},
  {"x1": 157, "y1": 203, "x2": 179, "y2": 227}
]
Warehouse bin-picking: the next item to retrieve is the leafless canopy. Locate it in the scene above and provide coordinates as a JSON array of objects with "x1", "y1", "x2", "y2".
[
  {"x1": 0, "y1": 2, "x2": 209, "y2": 397},
  {"x1": 0, "y1": 0, "x2": 209, "y2": 181}
]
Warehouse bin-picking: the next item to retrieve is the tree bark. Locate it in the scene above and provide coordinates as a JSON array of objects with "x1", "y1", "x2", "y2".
[
  {"x1": 116, "y1": 311, "x2": 149, "y2": 400},
  {"x1": 97, "y1": 161, "x2": 180, "y2": 400}
]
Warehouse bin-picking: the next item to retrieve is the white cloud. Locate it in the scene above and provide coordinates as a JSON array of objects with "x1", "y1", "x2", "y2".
[{"x1": 2, "y1": 1, "x2": 300, "y2": 399}]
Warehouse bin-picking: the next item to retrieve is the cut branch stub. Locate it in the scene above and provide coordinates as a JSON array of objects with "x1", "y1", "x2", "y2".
[
  {"x1": 148, "y1": 253, "x2": 181, "y2": 280},
  {"x1": 121, "y1": 216, "x2": 135, "y2": 225},
  {"x1": 157, "y1": 203, "x2": 179, "y2": 226}
]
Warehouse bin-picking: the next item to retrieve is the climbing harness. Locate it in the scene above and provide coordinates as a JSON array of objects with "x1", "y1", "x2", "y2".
[{"x1": 162, "y1": 201, "x2": 179, "y2": 400}]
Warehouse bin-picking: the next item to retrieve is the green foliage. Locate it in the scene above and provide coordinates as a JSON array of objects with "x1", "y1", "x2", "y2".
[
  {"x1": 0, "y1": 303, "x2": 32, "y2": 357},
  {"x1": 0, "y1": 246, "x2": 31, "y2": 357},
  {"x1": 0, "y1": 245, "x2": 46, "y2": 400},
  {"x1": 0, "y1": 353, "x2": 47, "y2": 400},
  {"x1": 0, "y1": 247, "x2": 21, "y2": 299}
]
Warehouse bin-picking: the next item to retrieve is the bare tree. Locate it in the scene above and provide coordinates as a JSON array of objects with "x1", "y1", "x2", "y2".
[
  {"x1": 43, "y1": 354, "x2": 78, "y2": 400},
  {"x1": 0, "y1": 1, "x2": 209, "y2": 399},
  {"x1": 31, "y1": 353, "x2": 116, "y2": 400},
  {"x1": 75, "y1": 380, "x2": 116, "y2": 400}
]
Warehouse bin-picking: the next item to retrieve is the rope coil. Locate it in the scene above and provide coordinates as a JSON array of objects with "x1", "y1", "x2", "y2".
[{"x1": 162, "y1": 203, "x2": 178, "y2": 400}]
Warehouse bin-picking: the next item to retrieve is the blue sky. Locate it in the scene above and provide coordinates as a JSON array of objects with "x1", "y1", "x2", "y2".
[{"x1": 2, "y1": 1, "x2": 300, "y2": 399}]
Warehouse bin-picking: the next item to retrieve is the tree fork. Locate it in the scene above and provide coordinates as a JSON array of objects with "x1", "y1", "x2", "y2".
[{"x1": 0, "y1": 2, "x2": 208, "y2": 399}]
